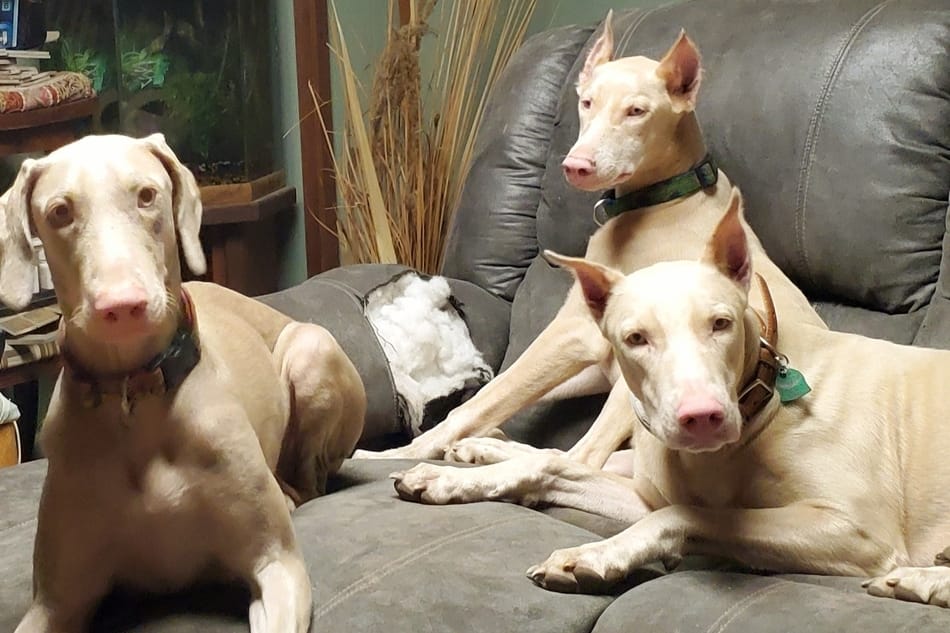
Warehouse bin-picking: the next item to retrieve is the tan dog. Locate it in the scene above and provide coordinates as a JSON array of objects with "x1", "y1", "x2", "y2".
[
  {"x1": 2, "y1": 134, "x2": 366, "y2": 633},
  {"x1": 391, "y1": 196, "x2": 950, "y2": 608},
  {"x1": 358, "y1": 12, "x2": 825, "y2": 464}
]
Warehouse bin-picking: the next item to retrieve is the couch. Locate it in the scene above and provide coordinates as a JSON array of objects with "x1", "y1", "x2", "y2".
[{"x1": 2, "y1": 0, "x2": 950, "y2": 630}]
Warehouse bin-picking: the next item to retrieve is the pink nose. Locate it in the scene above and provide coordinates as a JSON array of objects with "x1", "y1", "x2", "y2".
[
  {"x1": 562, "y1": 155, "x2": 596, "y2": 182},
  {"x1": 676, "y1": 395, "x2": 725, "y2": 437},
  {"x1": 93, "y1": 287, "x2": 149, "y2": 325}
]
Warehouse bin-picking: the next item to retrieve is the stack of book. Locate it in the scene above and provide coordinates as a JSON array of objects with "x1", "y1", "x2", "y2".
[
  {"x1": 0, "y1": 303, "x2": 60, "y2": 370},
  {"x1": 0, "y1": 48, "x2": 50, "y2": 87}
]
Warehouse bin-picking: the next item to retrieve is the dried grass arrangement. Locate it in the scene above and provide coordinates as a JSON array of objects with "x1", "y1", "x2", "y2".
[{"x1": 316, "y1": 0, "x2": 537, "y2": 273}]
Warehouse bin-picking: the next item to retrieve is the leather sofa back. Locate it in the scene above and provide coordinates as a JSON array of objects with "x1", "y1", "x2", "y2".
[{"x1": 444, "y1": 0, "x2": 950, "y2": 347}]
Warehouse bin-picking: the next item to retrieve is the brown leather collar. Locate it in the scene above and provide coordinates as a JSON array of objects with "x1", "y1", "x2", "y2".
[
  {"x1": 60, "y1": 288, "x2": 201, "y2": 414},
  {"x1": 737, "y1": 274, "x2": 780, "y2": 421}
]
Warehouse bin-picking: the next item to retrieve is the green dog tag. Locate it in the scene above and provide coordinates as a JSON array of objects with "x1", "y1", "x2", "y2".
[{"x1": 776, "y1": 366, "x2": 811, "y2": 403}]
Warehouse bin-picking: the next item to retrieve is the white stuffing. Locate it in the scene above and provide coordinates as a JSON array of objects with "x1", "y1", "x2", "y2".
[{"x1": 365, "y1": 273, "x2": 492, "y2": 435}]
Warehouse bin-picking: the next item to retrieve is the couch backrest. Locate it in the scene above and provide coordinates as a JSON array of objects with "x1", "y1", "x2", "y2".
[{"x1": 443, "y1": 0, "x2": 950, "y2": 349}]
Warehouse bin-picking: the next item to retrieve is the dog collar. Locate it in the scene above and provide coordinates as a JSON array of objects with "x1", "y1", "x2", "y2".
[
  {"x1": 594, "y1": 154, "x2": 718, "y2": 221},
  {"x1": 61, "y1": 288, "x2": 201, "y2": 415},
  {"x1": 737, "y1": 274, "x2": 780, "y2": 421}
]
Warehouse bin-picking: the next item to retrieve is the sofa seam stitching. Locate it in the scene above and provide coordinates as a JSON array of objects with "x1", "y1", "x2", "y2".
[
  {"x1": 0, "y1": 516, "x2": 37, "y2": 537},
  {"x1": 313, "y1": 514, "x2": 525, "y2": 620},
  {"x1": 794, "y1": 0, "x2": 891, "y2": 289},
  {"x1": 704, "y1": 580, "x2": 787, "y2": 633}
]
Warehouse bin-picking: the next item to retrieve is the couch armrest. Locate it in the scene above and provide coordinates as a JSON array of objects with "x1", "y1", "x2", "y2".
[{"x1": 257, "y1": 265, "x2": 511, "y2": 449}]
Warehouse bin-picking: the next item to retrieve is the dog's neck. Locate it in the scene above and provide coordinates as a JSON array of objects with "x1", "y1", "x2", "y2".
[
  {"x1": 60, "y1": 294, "x2": 181, "y2": 379},
  {"x1": 735, "y1": 276, "x2": 782, "y2": 436},
  {"x1": 616, "y1": 113, "x2": 708, "y2": 196}
]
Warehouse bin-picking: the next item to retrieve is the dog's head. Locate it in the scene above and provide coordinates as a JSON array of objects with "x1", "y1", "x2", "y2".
[
  {"x1": 563, "y1": 10, "x2": 703, "y2": 191},
  {"x1": 547, "y1": 190, "x2": 757, "y2": 453},
  {"x1": 0, "y1": 133, "x2": 206, "y2": 342}
]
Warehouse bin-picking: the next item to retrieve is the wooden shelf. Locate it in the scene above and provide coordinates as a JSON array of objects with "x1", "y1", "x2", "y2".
[
  {"x1": 0, "y1": 96, "x2": 98, "y2": 155},
  {"x1": 0, "y1": 96, "x2": 98, "y2": 131},
  {"x1": 202, "y1": 186, "x2": 296, "y2": 226}
]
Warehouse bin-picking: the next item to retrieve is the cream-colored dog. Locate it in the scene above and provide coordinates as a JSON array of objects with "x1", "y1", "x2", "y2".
[
  {"x1": 391, "y1": 196, "x2": 950, "y2": 608},
  {"x1": 2, "y1": 134, "x2": 366, "y2": 633},
  {"x1": 358, "y1": 12, "x2": 826, "y2": 464}
]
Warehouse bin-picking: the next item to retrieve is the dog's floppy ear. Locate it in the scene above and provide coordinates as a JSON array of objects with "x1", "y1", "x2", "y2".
[
  {"x1": 0, "y1": 159, "x2": 42, "y2": 310},
  {"x1": 578, "y1": 10, "x2": 614, "y2": 88},
  {"x1": 545, "y1": 250, "x2": 624, "y2": 320},
  {"x1": 656, "y1": 29, "x2": 702, "y2": 113},
  {"x1": 141, "y1": 133, "x2": 207, "y2": 276},
  {"x1": 703, "y1": 188, "x2": 751, "y2": 291}
]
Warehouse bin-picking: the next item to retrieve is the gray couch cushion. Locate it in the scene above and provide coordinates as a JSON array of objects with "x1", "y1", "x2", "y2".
[
  {"x1": 6, "y1": 459, "x2": 950, "y2": 632},
  {"x1": 0, "y1": 460, "x2": 45, "y2": 633},
  {"x1": 591, "y1": 571, "x2": 950, "y2": 633},
  {"x1": 0, "y1": 459, "x2": 615, "y2": 633}
]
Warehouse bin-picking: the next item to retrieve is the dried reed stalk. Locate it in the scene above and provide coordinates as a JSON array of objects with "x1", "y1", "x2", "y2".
[{"x1": 318, "y1": 0, "x2": 537, "y2": 272}]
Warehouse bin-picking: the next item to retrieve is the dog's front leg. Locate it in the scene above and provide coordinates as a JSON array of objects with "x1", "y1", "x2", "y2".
[
  {"x1": 862, "y1": 546, "x2": 950, "y2": 607},
  {"x1": 566, "y1": 379, "x2": 635, "y2": 469},
  {"x1": 16, "y1": 487, "x2": 113, "y2": 633},
  {"x1": 446, "y1": 377, "x2": 634, "y2": 468},
  {"x1": 528, "y1": 503, "x2": 902, "y2": 594},
  {"x1": 392, "y1": 453, "x2": 661, "y2": 524},
  {"x1": 248, "y1": 548, "x2": 313, "y2": 633}
]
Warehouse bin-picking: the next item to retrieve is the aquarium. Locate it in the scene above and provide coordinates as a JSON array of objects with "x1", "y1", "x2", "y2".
[{"x1": 43, "y1": 0, "x2": 278, "y2": 193}]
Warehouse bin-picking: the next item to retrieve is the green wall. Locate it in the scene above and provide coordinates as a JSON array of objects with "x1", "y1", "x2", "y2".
[{"x1": 272, "y1": 1, "x2": 676, "y2": 285}]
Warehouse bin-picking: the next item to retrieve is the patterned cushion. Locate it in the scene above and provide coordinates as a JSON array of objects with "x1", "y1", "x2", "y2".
[{"x1": 0, "y1": 71, "x2": 94, "y2": 114}]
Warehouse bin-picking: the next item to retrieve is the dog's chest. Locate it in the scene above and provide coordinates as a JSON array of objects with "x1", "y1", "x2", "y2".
[
  {"x1": 640, "y1": 443, "x2": 785, "y2": 509},
  {"x1": 112, "y1": 448, "x2": 223, "y2": 588},
  {"x1": 73, "y1": 403, "x2": 231, "y2": 588}
]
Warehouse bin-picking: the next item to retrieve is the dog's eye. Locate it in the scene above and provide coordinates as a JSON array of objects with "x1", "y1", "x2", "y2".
[
  {"x1": 46, "y1": 202, "x2": 73, "y2": 229},
  {"x1": 712, "y1": 317, "x2": 732, "y2": 332},
  {"x1": 580, "y1": 98, "x2": 592, "y2": 109},
  {"x1": 625, "y1": 331, "x2": 648, "y2": 347},
  {"x1": 626, "y1": 106, "x2": 646, "y2": 117},
  {"x1": 138, "y1": 187, "x2": 157, "y2": 208}
]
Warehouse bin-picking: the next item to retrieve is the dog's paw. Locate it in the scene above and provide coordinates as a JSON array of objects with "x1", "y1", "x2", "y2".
[
  {"x1": 526, "y1": 544, "x2": 627, "y2": 594},
  {"x1": 935, "y1": 546, "x2": 950, "y2": 567},
  {"x1": 445, "y1": 436, "x2": 522, "y2": 464},
  {"x1": 863, "y1": 566, "x2": 950, "y2": 607},
  {"x1": 389, "y1": 464, "x2": 475, "y2": 504}
]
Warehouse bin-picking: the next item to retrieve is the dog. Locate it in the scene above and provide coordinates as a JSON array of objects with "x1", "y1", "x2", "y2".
[
  {"x1": 356, "y1": 12, "x2": 826, "y2": 464},
  {"x1": 390, "y1": 194, "x2": 950, "y2": 608},
  {"x1": 2, "y1": 134, "x2": 367, "y2": 633}
]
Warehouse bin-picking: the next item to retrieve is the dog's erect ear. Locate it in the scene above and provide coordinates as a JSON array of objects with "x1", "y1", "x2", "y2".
[
  {"x1": 0, "y1": 159, "x2": 41, "y2": 310},
  {"x1": 578, "y1": 10, "x2": 614, "y2": 88},
  {"x1": 703, "y1": 188, "x2": 751, "y2": 291},
  {"x1": 656, "y1": 29, "x2": 702, "y2": 113},
  {"x1": 142, "y1": 133, "x2": 207, "y2": 276},
  {"x1": 545, "y1": 250, "x2": 624, "y2": 320}
]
